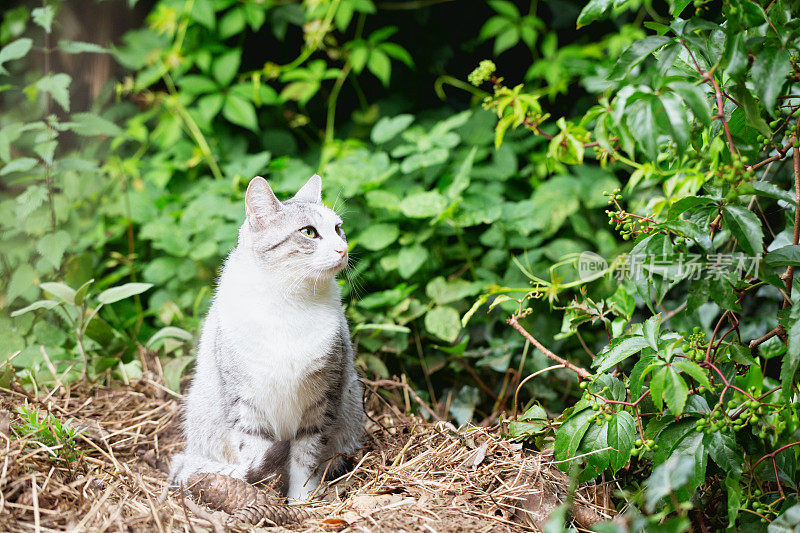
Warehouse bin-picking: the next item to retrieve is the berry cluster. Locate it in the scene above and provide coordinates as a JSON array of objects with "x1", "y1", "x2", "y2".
[
  {"x1": 632, "y1": 437, "x2": 658, "y2": 458},
  {"x1": 604, "y1": 189, "x2": 653, "y2": 240},
  {"x1": 745, "y1": 490, "x2": 779, "y2": 523},
  {"x1": 695, "y1": 390, "x2": 763, "y2": 436}
]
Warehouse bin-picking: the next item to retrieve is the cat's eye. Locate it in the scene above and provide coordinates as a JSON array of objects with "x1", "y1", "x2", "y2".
[
  {"x1": 300, "y1": 226, "x2": 319, "y2": 238},
  {"x1": 335, "y1": 224, "x2": 344, "y2": 235}
]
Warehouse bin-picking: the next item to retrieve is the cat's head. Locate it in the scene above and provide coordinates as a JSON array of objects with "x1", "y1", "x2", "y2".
[{"x1": 240, "y1": 175, "x2": 348, "y2": 282}]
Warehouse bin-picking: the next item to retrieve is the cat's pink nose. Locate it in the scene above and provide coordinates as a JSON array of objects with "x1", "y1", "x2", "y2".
[{"x1": 334, "y1": 248, "x2": 346, "y2": 256}]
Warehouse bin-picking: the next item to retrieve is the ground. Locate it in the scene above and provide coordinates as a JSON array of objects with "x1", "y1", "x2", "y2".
[{"x1": 0, "y1": 356, "x2": 613, "y2": 532}]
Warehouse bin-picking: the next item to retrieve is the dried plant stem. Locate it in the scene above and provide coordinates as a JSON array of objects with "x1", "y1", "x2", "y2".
[{"x1": 506, "y1": 315, "x2": 592, "y2": 379}]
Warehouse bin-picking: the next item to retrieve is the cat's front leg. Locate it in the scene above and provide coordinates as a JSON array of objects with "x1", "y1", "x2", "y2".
[{"x1": 287, "y1": 431, "x2": 325, "y2": 500}]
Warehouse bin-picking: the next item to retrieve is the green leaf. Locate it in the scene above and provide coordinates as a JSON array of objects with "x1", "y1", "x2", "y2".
[
  {"x1": 190, "y1": 0, "x2": 215, "y2": 29},
  {"x1": 379, "y1": 42, "x2": 413, "y2": 68},
  {"x1": 219, "y1": 8, "x2": 247, "y2": 39},
  {"x1": 358, "y1": 223, "x2": 399, "y2": 251},
  {"x1": 643, "y1": 314, "x2": 661, "y2": 352},
  {"x1": 69, "y1": 113, "x2": 123, "y2": 137},
  {"x1": 0, "y1": 38, "x2": 33, "y2": 74},
  {"x1": 650, "y1": 366, "x2": 667, "y2": 410},
  {"x1": 74, "y1": 279, "x2": 94, "y2": 306},
  {"x1": 212, "y1": 49, "x2": 241, "y2": 86},
  {"x1": 40, "y1": 282, "x2": 76, "y2": 304},
  {"x1": 645, "y1": 454, "x2": 695, "y2": 511},
  {"x1": 146, "y1": 326, "x2": 194, "y2": 349},
  {"x1": 607, "y1": 411, "x2": 635, "y2": 473},
  {"x1": 751, "y1": 181, "x2": 797, "y2": 205},
  {"x1": 576, "y1": 0, "x2": 613, "y2": 28},
  {"x1": 592, "y1": 336, "x2": 650, "y2": 373},
  {"x1": 37, "y1": 231, "x2": 70, "y2": 268},
  {"x1": 723, "y1": 205, "x2": 763, "y2": 256},
  {"x1": 783, "y1": 314, "x2": 800, "y2": 399},
  {"x1": 35, "y1": 73, "x2": 72, "y2": 112},
  {"x1": 32, "y1": 6, "x2": 55, "y2": 33},
  {"x1": 222, "y1": 94, "x2": 258, "y2": 131},
  {"x1": 488, "y1": 0, "x2": 519, "y2": 18},
  {"x1": 674, "y1": 360, "x2": 710, "y2": 389},
  {"x1": 96, "y1": 283, "x2": 153, "y2": 304},
  {"x1": 752, "y1": 45, "x2": 790, "y2": 116},
  {"x1": 177, "y1": 75, "x2": 218, "y2": 95},
  {"x1": 663, "y1": 366, "x2": 688, "y2": 415},
  {"x1": 397, "y1": 245, "x2": 428, "y2": 278},
  {"x1": 7, "y1": 264, "x2": 36, "y2": 304},
  {"x1": 493, "y1": 26, "x2": 520, "y2": 55},
  {"x1": 424, "y1": 305, "x2": 462, "y2": 343},
  {"x1": 1, "y1": 157, "x2": 36, "y2": 176},
  {"x1": 479, "y1": 16, "x2": 510, "y2": 41},
  {"x1": 770, "y1": 503, "x2": 800, "y2": 533},
  {"x1": 58, "y1": 40, "x2": 109, "y2": 54},
  {"x1": 723, "y1": 32, "x2": 748, "y2": 78},
  {"x1": 367, "y1": 50, "x2": 391, "y2": 86},
  {"x1": 10, "y1": 300, "x2": 60, "y2": 317},
  {"x1": 400, "y1": 191, "x2": 446, "y2": 218},
  {"x1": 765, "y1": 245, "x2": 800, "y2": 267},
  {"x1": 426, "y1": 276, "x2": 479, "y2": 305},
  {"x1": 371, "y1": 114, "x2": 414, "y2": 144},
  {"x1": 608, "y1": 36, "x2": 671, "y2": 80},
  {"x1": 669, "y1": 81, "x2": 712, "y2": 127},
  {"x1": 553, "y1": 408, "x2": 593, "y2": 467}
]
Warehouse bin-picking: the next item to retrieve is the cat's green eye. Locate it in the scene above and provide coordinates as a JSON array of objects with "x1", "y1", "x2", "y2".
[{"x1": 300, "y1": 226, "x2": 318, "y2": 238}]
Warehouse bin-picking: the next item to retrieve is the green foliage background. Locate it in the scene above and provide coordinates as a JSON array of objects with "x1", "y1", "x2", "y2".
[{"x1": 1, "y1": 0, "x2": 800, "y2": 530}]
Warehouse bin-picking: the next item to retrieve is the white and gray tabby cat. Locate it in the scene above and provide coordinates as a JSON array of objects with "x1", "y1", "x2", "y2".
[{"x1": 168, "y1": 174, "x2": 364, "y2": 500}]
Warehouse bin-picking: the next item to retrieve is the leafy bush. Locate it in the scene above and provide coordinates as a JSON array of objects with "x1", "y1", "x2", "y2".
[{"x1": 467, "y1": 0, "x2": 800, "y2": 529}]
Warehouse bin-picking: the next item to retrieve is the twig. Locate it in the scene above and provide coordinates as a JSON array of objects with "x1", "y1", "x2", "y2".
[
  {"x1": 506, "y1": 315, "x2": 592, "y2": 379},
  {"x1": 364, "y1": 379, "x2": 444, "y2": 421}
]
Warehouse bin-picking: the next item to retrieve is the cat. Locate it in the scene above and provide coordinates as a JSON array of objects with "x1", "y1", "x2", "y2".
[{"x1": 168, "y1": 174, "x2": 364, "y2": 501}]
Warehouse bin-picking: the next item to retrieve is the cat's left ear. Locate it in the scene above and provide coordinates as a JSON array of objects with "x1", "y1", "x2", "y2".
[{"x1": 292, "y1": 174, "x2": 322, "y2": 204}]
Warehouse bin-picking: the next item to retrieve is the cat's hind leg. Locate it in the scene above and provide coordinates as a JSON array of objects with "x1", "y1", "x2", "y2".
[{"x1": 168, "y1": 453, "x2": 241, "y2": 486}]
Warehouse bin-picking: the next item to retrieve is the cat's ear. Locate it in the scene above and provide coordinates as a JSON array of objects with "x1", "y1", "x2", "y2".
[
  {"x1": 245, "y1": 176, "x2": 281, "y2": 228},
  {"x1": 292, "y1": 174, "x2": 322, "y2": 204}
]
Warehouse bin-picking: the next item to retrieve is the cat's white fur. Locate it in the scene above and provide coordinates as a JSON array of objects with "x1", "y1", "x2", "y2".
[{"x1": 169, "y1": 175, "x2": 363, "y2": 500}]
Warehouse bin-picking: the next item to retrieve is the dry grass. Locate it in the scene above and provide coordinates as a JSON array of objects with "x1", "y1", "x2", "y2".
[{"x1": 0, "y1": 359, "x2": 615, "y2": 532}]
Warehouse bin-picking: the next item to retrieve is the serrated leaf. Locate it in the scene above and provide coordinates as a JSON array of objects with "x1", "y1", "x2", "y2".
[
  {"x1": 723, "y1": 205, "x2": 763, "y2": 256},
  {"x1": 645, "y1": 454, "x2": 695, "y2": 511},
  {"x1": 674, "y1": 360, "x2": 710, "y2": 389},
  {"x1": 70, "y1": 112, "x2": 123, "y2": 137},
  {"x1": 608, "y1": 411, "x2": 636, "y2": 472},
  {"x1": 765, "y1": 245, "x2": 800, "y2": 267},
  {"x1": 783, "y1": 315, "x2": 800, "y2": 399},
  {"x1": 96, "y1": 282, "x2": 153, "y2": 304},
  {"x1": 669, "y1": 81, "x2": 712, "y2": 127},
  {"x1": 663, "y1": 366, "x2": 688, "y2": 415},
  {"x1": 608, "y1": 36, "x2": 671, "y2": 80},
  {"x1": 752, "y1": 46, "x2": 790, "y2": 116},
  {"x1": 37, "y1": 230, "x2": 70, "y2": 268},
  {"x1": 32, "y1": 73, "x2": 71, "y2": 112},
  {"x1": 553, "y1": 408, "x2": 593, "y2": 467},
  {"x1": 592, "y1": 336, "x2": 650, "y2": 373},
  {"x1": 643, "y1": 314, "x2": 661, "y2": 351}
]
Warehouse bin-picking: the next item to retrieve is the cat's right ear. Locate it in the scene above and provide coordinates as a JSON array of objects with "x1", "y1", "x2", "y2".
[{"x1": 245, "y1": 176, "x2": 281, "y2": 229}]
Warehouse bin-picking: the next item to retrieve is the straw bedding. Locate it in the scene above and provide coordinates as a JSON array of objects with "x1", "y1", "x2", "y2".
[{"x1": 0, "y1": 361, "x2": 615, "y2": 532}]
